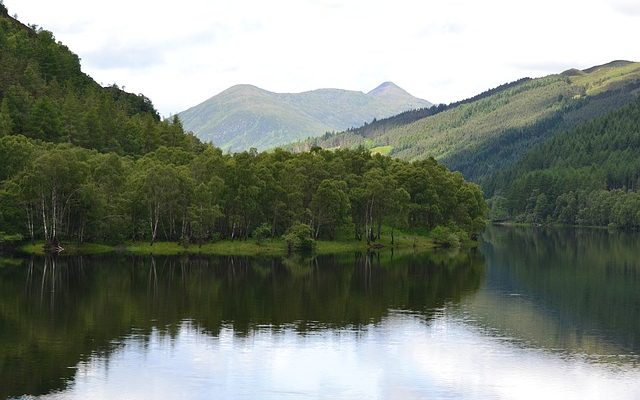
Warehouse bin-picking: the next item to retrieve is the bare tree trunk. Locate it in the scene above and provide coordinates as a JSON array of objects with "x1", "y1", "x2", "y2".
[
  {"x1": 271, "y1": 213, "x2": 277, "y2": 238},
  {"x1": 51, "y1": 189, "x2": 57, "y2": 241},
  {"x1": 149, "y1": 202, "x2": 160, "y2": 246},
  {"x1": 25, "y1": 205, "x2": 35, "y2": 243},
  {"x1": 41, "y1": 194, "x2": 49, "y2": 241}
]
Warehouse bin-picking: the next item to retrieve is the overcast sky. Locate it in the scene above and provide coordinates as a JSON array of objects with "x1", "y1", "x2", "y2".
[{"x1": 4, "y1": 0, "x2": 640, "y2": 117}]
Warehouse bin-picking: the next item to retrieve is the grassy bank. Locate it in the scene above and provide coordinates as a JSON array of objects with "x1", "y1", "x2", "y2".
[
  {"x1": 20, "y1": 242, "x2": 114, "y2": 256},
  {"x1": 18, "y1": 230, "x2": 438, "y2": 256}
]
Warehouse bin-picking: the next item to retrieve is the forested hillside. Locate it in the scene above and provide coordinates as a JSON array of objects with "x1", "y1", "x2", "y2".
[
  {"x1": 0, "y1": 8, "x2": 485, "y2": 248},
  {"x1": 0, "y1": 7, "x2": 200, "y2": 155},
  {"x1": 488, "y1": 97, "x2": 640, "y2": 229},
  {"x1": 302, "y1": 62, "x2": 640, "y2": 186}
]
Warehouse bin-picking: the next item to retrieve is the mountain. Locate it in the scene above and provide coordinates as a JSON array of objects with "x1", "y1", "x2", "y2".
[
  {"x1": 177, "y1": 83, "x2": 432, "y2": 151},
  {"x1": 301, "y1": 61, "x2": 640, "y2": 186},
  {"x1": 488, "y1": 95, "x2": 640, "y2": 228},
  {"x1": 367, "y1": 81, "x2": 432, "y2": 110}
]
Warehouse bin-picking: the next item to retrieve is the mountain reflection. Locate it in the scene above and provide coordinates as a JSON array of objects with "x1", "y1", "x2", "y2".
[
  {"x1": 478, "y1": 226, "x2": 640, "y2": 355},
  {"x1": 0, "y1": 250, "x2": 484, "y2": 398}
]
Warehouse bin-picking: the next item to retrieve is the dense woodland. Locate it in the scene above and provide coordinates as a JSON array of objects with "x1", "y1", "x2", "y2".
[
  {"x1": 0, "y1": 8, "x2": 486, "y2": 246},
  {"x1": 489, "y1": 97, "x2": 640, "y2": 229},
  {"x1": 0, "y1": 138, "x2": 486, "y2": 245}
]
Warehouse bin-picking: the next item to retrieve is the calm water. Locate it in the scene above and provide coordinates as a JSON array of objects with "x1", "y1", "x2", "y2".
[{"x1": 1, "y1": 226, "x2": 639, "y2": 399}]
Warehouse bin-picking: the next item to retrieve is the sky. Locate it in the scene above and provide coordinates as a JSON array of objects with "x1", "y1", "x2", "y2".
[{"x1": 4, "y1": 0, "x2": 640, "y2": 117}]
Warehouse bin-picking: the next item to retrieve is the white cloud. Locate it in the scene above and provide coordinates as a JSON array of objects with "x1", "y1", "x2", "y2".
[
  {"x1": 609, "y1": 0, "x2": 640, "y2": 15},
  {"x1": 4, "y1": 0, "x2": 640, "y2": 116}
]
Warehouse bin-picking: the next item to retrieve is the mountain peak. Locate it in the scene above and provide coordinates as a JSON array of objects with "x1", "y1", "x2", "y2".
[
  {"x1": 367, "y1": 82, "x2": 432, "y2": 109},
  {"x1": 368, "y1": 82, "x2": 405, "y2": 97},
  {"x1": 223, "y1": 84, "x2": 270, "y2": 95}
]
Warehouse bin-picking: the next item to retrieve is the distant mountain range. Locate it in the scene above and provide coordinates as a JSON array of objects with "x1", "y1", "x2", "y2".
[{"x1": 178, "y1": 82, "x2": 432, "y2": 151}]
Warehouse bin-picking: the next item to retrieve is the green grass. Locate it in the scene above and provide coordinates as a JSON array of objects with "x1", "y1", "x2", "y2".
[
  {"x1": 126, "y1": 240, "x2": 287, "y2": 256},
  {"x1": 20, "y1": 242, "x2": 114, "y2": 255},
  {"x1": 570, "y1": 61, "x2": 640, "y2": 95},
  {"x1": 370, "y1": 145, "x2": 393, "y2": 155},
  {"x1": 18, "y1": 229, "x2": 440, "y2": 257}
]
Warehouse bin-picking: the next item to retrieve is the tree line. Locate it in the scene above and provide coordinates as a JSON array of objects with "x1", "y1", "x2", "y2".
[{"x1": 0, "y1": 137, "x2": 486, "y2": 245}]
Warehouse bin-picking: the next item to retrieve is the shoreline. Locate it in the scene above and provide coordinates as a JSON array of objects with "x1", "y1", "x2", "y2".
[{"x1": 17, "y1": 233, "x2": 441, "y2": 257}]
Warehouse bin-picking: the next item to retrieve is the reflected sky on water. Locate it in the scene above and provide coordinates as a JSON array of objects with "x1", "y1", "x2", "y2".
[{"x1": 2, "y1": 226, "x2": 640, "y2": 399}]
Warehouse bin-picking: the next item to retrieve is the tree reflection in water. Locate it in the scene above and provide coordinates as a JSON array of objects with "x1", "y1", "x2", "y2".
[{"x1": 0, "y1": 249, "x2": 484, "y2": 398}]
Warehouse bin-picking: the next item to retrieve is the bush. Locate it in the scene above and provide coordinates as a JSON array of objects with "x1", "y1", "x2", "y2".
[
  {"x1": 252, "y1": 223, "x2": 271, "y2": 245},
  {"x1": 283, "y1": 223, "x2": 314, "y2": 253},
  {"x1": 430, "y1": 226, "x2": 461, "y2": 248}
]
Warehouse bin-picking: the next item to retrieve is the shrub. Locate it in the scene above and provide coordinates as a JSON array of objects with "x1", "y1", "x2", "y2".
[
  {"x1": 283, "y1": 223, "x2": 314, "y2": 253},
  {"x1": 253, "y1": 223, "x2": 271, "y2": 245},
  {"x1": 431, "y1": 226, "x2": 461, "y2": 248}
]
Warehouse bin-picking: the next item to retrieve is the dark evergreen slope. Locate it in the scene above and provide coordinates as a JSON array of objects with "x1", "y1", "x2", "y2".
[
  {"x1": 302, "y1": 62, "x2": 640, "y2": 186},
  {"x1": 0, "y1": 7, "x2": 484, "y2": 246},
  {"x1": 0, "y1": 8, "x2": 199, "y2": 154},
  {"x1": 488, "y1": 96, "x2": 640, "y2": 228}
]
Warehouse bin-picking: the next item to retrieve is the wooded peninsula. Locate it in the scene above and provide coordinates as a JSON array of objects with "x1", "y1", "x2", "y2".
[{"x1": 0, "y1": 8, "x2": 486, "y2": 253}]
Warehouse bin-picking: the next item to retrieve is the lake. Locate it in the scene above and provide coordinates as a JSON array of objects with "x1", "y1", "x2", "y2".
[{"x1": 1, "y1": 226, "x2": 639, "y2": 399}]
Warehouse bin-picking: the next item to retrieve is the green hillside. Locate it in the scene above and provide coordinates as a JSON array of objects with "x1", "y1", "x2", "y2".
[
  {"x1": 488, "y1": 96, "x2": 640, "y2": 228},
  {"x1": 178, "y1": 82, "x2": 432, "y2": 152},
  {"x1": 0, "y1": 8, "x2": 484, "y2": 248},
  {"x1": 304, "y1": 61, "x2": 640, "y2": 185},
  {"x1": 0, "y1": 9, "x2": 200, "y2": 155}
]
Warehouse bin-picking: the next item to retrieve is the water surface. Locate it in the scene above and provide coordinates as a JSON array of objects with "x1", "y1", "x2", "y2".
[{"x1": 1, "y1": 227, "x2": 639, "y2": 399}]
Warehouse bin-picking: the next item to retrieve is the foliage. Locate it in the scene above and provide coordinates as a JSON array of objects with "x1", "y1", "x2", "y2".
[
  {"x1": 430, "y1": 225, "x2": 461, "y2": 248},
  {"x1": 283, "y1": 223, "x2": 314, "y2": 253},
  {"x1": 252, "y1": 223, "x2": 271, "y2": 244},
  {"x1": 0, "y1": 138, "x2": 487, "y2": 245},
  {"x1": 0, "y1": 11, "x2": 200, "y2": 155}
]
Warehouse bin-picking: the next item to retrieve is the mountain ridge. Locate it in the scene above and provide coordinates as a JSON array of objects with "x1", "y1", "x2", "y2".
[{"x1": 178, "y1": 82, "x2": 432, "y2": 151}]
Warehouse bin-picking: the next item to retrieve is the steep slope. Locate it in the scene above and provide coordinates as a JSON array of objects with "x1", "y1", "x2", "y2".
[
  {"x1": 488, "y1": 96, "x2": 640, "y2": 227},
  {"x1": 0, "y1": 8, "x2": 196, "y2": 155},
  {"x1": 305, "y1": 61, "x2": 640, "y2": 185},
  {"x1": 178, "y1": 82, "x2": 432, "y2": 152}
]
